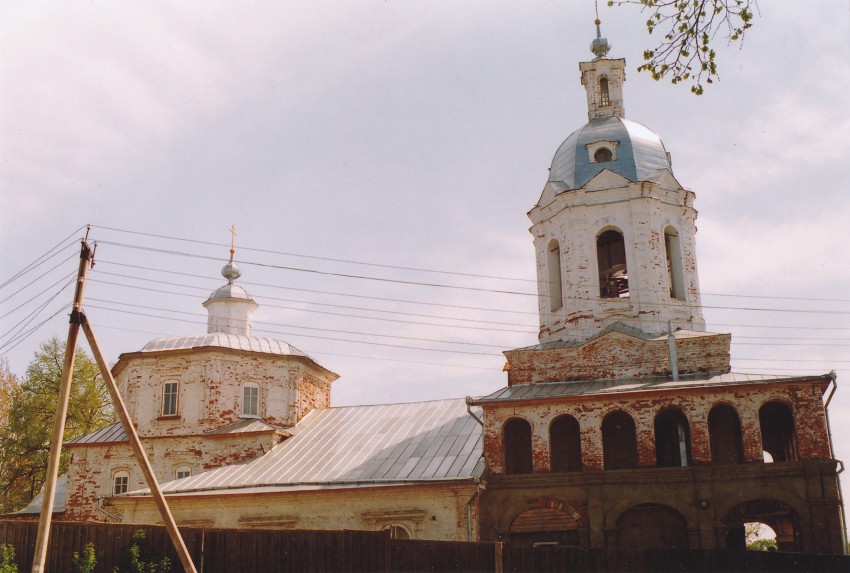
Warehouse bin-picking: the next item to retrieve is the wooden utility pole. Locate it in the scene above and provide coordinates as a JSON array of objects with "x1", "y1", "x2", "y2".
[
  {"x1": 31, "y1": 239, "x2": 92, "y2": 573},
  {"x1": 80, "y1": 316, "x2": 197, "y2": 573},
  {"x1": 31, "y1": 237, "x2": 198, "y2": 573}
]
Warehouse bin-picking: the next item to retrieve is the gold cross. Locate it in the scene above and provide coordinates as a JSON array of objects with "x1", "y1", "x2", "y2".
[{"x1": 229, "y1": 225, "x2": 237, "y2": 254}]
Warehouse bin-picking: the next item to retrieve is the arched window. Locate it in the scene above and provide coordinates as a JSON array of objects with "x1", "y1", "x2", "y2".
[
  {"x1": 175, "y1": 466, "x2": 191, "y2": 480},
  {"x1": 602, "y1": 411, "x2": 638, "y2": 470},
  {"x1": 547, "y1": 239, "x2": 563, "y2": 312},
  {"x1": 383, "y1": 524, "x2": 411, "y2": 539},
  {"x1": 708, "y1": 404, "x2": 744, "y2": 465},
  {"x1": 654, "y1": 408, "x2": 691, "y2": 467},
  {"x1": 597, "y1": 230, "x2": 629, "y2": 298},
  {"x1": 664, "y1": 227, "x2": 685, "y2": 300},
  {"x1": 112, "y1": 470, "x2": 129, "y2": 495},
  {"x1": 550, "y1": 415, "x2": 582, "y2": 472},
  {"x1": 594, "y1": 147, "x2": 613, "y2": 163},
  {"x1": 504, "y1": 418, "x2": 533, "y2": 475},
  {"x1": 161, "y1": 381, "x2": 179, "y2": 416},
  {"x1": 600, "y1": 77, "x2": 610, "y2": 107},
  {"x1": 759, "y1": 402, "x2": 798, "y2": 462},
  {"x1": 242, "y1": 383, "x2": 260, "y2": 417}
]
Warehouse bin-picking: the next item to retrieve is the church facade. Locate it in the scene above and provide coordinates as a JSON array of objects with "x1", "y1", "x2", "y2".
[{"x1": 18, "y1": 27, "x2": 845, "y2": 555}]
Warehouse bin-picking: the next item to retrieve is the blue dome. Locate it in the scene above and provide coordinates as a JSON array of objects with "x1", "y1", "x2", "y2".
[{"x1": 549, "y1": 117, "x2": 672, "y2": 189}]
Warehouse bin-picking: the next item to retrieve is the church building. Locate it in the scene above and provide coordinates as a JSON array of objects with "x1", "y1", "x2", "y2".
[{"x1": 15, "y1": 24, "x2": 845, "y2": 555}]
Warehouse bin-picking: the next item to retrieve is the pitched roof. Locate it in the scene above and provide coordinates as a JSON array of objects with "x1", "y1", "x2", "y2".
[
  {"x1": 129, "y1": 398, "x2": 484, "y2": 496},
  {"x1": 12, "y1": 475, "x2": 67, "y2": 515},
  {"x1": 66, "y1": 422, "x2": 126, "y2": 445},
  {"x1": 472, "y1": 372, "x2": 831, "y2": 405}
]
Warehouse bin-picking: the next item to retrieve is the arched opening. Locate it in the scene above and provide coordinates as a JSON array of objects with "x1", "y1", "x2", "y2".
[
  {"x1": 654, "y1": 408, "x2": 691, "y2": 468},
  {"x1": 509, "y1": 506, "x2": 581, "y2": 547},
  {"x1": 383, "y1": 523, "x2": 411, "y2": 539},
  {"x1": 664, "y1": 226, "x2": 685, "y2": 300},
  {"x1": 547, "y1": 239, "x2": 563, "y2": 312},
  {"x1": 550, "y1": 415, "x2": 582, "y2": 473},
  {"x1": 602, "y1": 411, "x2": 638, "y2": 470},
  {"x1": 599, "y1": 77, "x2": 610, "y2": 107},
  {"x1": 745, "y1": 522, "x2": 778, "y2": 552},
  {"x1": 708, "y1": 404, "x2": 744, "y2": 465},
  {"x1": 759, "y1": 402, "x2": 798, "y2": 462},
  {"x1": 594, "y1": 147, "x2": 613, "y2": 163},
  {"x1": 504, "y1": 418, "x2": 533, "y2": 475},
  {"x1": 616, "y1": 504, "x2": 689, "y2": 550},
  {"x1": 725, "y1": 499, "x2": 799, "y2": 553},
  {"x1": 597, "y1": 230, "x2": 629, "y2": 298}
]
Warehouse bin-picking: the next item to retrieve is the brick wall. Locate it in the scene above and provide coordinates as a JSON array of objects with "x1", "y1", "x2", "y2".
[{"x1": 481, "y1": 380, "x2": 831, "y2": 475}]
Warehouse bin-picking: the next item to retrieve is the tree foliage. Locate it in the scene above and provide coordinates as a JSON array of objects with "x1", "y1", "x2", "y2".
[
  {"x1": 609, "y1": 0, "x2": 757, "y2": 94},
  {"x1": 0, "y1": 338, "x2": 113, "y2": 513}
]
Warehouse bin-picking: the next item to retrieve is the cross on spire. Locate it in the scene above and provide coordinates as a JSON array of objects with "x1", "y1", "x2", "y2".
[{"x1": 229, "y1": 225, "x2": 237, "y2": 256}]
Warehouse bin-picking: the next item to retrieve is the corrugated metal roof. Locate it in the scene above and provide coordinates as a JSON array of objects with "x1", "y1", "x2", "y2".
[
  {"x1": 66, "y1": 422, "x2": 126, "y2": 445},
  {"x1": 140, "y1": 333, "x2": 309, "y2": 358},
  {"x1": 473, "y1": 372, "x2": 830, "y2": 404},
  {"x1": 204, "y1": 418, "x2": 283, "y2": 435},
  {"x1": 130, "y1": 398, "x2": 483, "y2": 496},
  {"x1": 13, "y1": 475, "x2": 67, "y2": 515}
]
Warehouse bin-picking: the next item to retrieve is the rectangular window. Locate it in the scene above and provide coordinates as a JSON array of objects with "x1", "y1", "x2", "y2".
[
  {"x1": 113, "y1": 473, "x2": 128, "y2": 495},
  {"x1": 162, "y1": 382, "x2": 178, "y2": 416},
  {"x1": 175, "y1": 468, "x2": 191, "y2": 480},
  {"x1": 243, "y1": 385, "x2": 259, "y2": 417}
]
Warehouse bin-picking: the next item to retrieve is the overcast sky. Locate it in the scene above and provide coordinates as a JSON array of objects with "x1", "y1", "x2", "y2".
[{"x1": 2, "y1": 1, "x2": 849, "y2": 472}]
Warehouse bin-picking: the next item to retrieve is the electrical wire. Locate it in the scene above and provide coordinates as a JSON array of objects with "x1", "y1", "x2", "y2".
[{"x1": 0, "y1": 227, "x2": 84, "y2": 290}]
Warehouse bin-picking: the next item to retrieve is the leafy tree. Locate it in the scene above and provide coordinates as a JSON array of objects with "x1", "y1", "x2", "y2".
[
  {"x1": 609, "y1": 0, "x2": 757, "y2": 94},
  {"x1": 747, "y1": 538, "x2": 778, "y2": 551},
  {"x1": 0, "y1": 544, "x2": 17, "y2": 573},
  {"x1": 0, "y1": 338, "x2": 113, "y2": 513}
]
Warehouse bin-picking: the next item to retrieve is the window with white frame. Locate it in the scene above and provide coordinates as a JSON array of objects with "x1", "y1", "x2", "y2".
[
  {"x1": 112, "y1": 470, "x2": 129, "y2": 495},
  {"x1": 175, "y1": 466, "x2": 191, "y2": 480},
  {"x1": 242, "y1": 384, "x2": 260, "y2": 417},
  {"x1": 162, "y1": 381, "x2": 178, "y2": 416}
]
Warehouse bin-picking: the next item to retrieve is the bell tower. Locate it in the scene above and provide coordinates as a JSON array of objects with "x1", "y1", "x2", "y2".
[{"x1": 528, "y1": 22, "x2": 707, "y2": 346}]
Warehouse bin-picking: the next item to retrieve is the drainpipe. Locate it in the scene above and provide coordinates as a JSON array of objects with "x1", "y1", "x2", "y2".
[
  {"x1": 667, "y1": 321, "x2": 679, "y2": 381},
  {"x1": 466, "y1": 396, "x2": 483, "y2": 426},
  {"x1": 466, "y1": 478, "x2": 482, "y2": 542},
  {"x1": 823, "y1": 371, "x2": 847, "y2": 553}
]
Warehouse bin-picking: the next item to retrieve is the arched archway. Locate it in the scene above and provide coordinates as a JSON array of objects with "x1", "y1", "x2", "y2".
[
  {"x1": 654, "y1": 408, "x2": 692, "y2": 467},
  {"x1": 759, "y1": 401, "x2": 798, "y2": 462},
  {"x1": 602, "y1": 410, "x2": 637, "y2": 470},
  {"x1": 503, "y1": 418, "x2": 533, "y2": 475},
  {"x1": 509, "y1": 506, "x2": 581, "y2": 547},
  {"x1": 550, "y1": 415, "x2": 582, "y2": 472},
  {"x1": 725, "y1": 499, "x2": 800, "y2": 553},
  {"x1": 708, "y1": 403, "x2": 744, "y2": 464},
  {"x1": 616, "y1": 504, "x2": 689, "y2": 550}
]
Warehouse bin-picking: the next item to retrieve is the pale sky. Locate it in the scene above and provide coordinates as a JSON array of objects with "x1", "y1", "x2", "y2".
[{"x1": 2, "y1": 0, "x2": 849, "y2": 481}]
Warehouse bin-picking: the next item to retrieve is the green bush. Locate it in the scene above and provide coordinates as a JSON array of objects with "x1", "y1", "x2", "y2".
[
  {"x1": 72, "y1": 542, "x2": 97, "y2": 573},
  {"x1": 0, "y1": 544, "x2": 17, "y2": 573},
  {"x1": 114, "y1": 530, "x2": 171, "y2": 573}
]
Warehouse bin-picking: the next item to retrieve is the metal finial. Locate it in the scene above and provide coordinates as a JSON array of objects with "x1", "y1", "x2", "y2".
[
  {"x1": 590, "y1": 15, "x2": 611, "y2": 59},
  {"x1": 222, "y1": 225, "x2": 241, "y2": 283}
]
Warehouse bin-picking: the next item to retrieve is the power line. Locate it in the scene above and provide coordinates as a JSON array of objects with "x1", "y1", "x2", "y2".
[
  {"x1": 89, "y1": 224, "x2": 850, "y2": 303},
  {"x1": 85, "y1": 297, "x2": 515, "y2": 348},
  {"x1": 84, "y1": 304, "x2": 504, "y2": 357},
  {"x1": 0, "y1": 227, "x2": 84, "y2": 290}
]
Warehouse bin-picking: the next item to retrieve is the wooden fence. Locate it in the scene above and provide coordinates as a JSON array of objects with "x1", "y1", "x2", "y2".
[{"x1": 1, "y1": 521, "x2": 848, "y2": 572}]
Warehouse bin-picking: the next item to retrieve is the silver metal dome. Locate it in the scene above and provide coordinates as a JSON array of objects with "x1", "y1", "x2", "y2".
[{"x1": 549, "y1": 116, "x2": 672, "y2": 189}]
